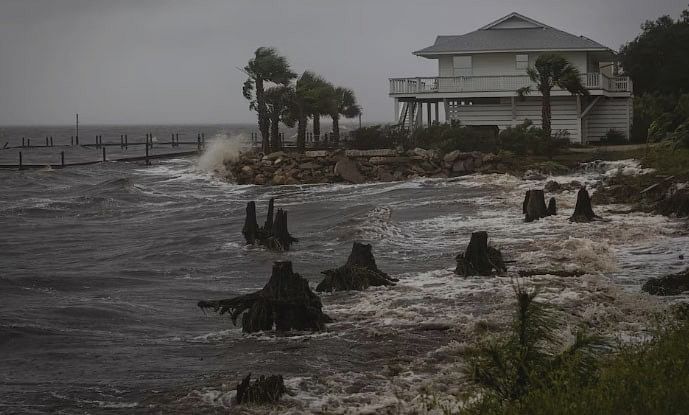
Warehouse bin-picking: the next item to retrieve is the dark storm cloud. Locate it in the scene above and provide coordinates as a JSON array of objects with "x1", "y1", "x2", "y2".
[{"x1": 0, "y1": 0, "x2": 686, "y2": 125}]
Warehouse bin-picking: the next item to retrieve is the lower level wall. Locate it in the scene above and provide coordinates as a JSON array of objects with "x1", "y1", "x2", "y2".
[{"x1": 443, "y1": 96, "x2": 633, "y2": 143}]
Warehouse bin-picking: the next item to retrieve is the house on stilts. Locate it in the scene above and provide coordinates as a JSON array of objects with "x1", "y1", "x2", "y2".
[{"x1": 389, "y1": 12, "x2": 633, "y2": 143}]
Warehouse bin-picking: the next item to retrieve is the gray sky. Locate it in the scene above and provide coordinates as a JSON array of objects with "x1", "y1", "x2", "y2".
[{"x1": 0, "y1": 0, "x2": 686, "y2": 126}]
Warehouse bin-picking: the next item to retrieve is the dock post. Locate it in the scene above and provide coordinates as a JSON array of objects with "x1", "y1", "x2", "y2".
[
  {"x1": 202, "y1": 133, "x2": 205, "y2": 145},
  {"x1": 75, "y1": 135, "x2": 79, "y2": 146},
  {"x1": 197, "y1": 134, "x2": 201, "y2": 150},
  {"x1": 175, "y1": 133, "x2": 179, "y2": 147},
  {"x1": 145, "y1": 141, "x2": 150, "y2": 165},
  {"x1": 120, "y1": 135, "x2": 124, "y2": 148},
  {"x1": 45, "y1": 136, "x2": 49, "y2": 147},
  {"x1": 19, "y1": 152, "x2": 23, "y2": 170},
  {"x1": 22, "y1": 137, "x2": 25, "y2": 147},
  {"x1": 27, "y1": 138, "x2": 31, "y2": 147},
  {"x1": 124, "y1": 134, "x2": 128, "y2": 148},
  {"x1": 61, "y1": 151, "x2": 65, "y2": 167},
  {"x1": 102, "y1": 147, "x2": 106, "y2": 162},
  {"x1": 50, "y1": 136, "x2": 54, "y2": 147},
  {"x1": 71, "y1": 136, "x2": 74, "y2": 146}
]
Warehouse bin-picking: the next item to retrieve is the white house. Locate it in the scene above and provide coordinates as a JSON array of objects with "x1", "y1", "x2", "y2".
[{"x1": 389, "y1": 13, "x2": 633, "y2": 143}]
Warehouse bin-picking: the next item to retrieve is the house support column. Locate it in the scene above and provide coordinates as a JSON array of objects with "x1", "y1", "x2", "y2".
[
  {"x1": 394, "y1": 98, "x2": 400, "y2": 124},
  {"x1": 416, "y1": 100, "x2": 423, "y2": 128},
  {"x1": 426, "y1": 102, "x2": 432, "y2": 127},
  {"x1": 443, "y1": 99, "x2": 450, "y2": 123},
  {"x1": 576, "y1": 95, "x2": 583, "y2": 144},
  {"x1": 434, "y1": 101, "x2": 439, "y2": 124},
  {"x1": 511, "y1": 97, "x2": 516, "y2": 125}
]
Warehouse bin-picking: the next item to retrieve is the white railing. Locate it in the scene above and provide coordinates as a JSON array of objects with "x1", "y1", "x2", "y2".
[{"x1": 389, "y1": 73, "x2": 632, "y2": 95}]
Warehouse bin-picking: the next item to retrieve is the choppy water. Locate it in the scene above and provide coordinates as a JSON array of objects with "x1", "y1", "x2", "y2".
[{"x1": 1, "y1": 132, "x2": 689, "y2": 414}]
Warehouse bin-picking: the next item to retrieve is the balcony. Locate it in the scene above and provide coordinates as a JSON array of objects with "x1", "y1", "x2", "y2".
[{"x1": 389, "y1": 73, "x2": 632, "y2": 96}]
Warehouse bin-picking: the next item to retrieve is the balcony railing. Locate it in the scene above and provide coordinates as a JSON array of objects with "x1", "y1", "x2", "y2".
[{"x1": 389, "y1": 73, "x2": 632, "y2": 95}]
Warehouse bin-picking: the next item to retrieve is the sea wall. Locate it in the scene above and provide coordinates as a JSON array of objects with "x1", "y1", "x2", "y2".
[{"x1": 225, "y1": 148, "x2": 512, "y2": 185}]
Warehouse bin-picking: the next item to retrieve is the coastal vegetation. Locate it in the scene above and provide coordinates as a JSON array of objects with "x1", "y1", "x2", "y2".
[{"x1": 243, "y1": 48, "x2": 361, "y2": 154}]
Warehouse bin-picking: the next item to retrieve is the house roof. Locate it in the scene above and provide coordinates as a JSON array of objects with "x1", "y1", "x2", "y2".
[{"x1": 414, "y1": 13, "x2": 612, "y2": 57}]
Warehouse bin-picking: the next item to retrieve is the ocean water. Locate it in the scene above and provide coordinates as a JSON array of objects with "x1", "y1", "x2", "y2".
[{"x1": 1, "y1": 126, "x2": 689, "y2": 414}]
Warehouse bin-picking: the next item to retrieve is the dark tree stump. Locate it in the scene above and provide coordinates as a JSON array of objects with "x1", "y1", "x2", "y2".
[
  {"x1": 455, "y1": 231, "x2": 507, "y2": 277},
  {"x1": 523, "y1": 190, "x2": 551, "y2": 222},
  {"x1": 569, "y1": 188, "x2": 601, "y2": 223},
  {"x1": 198, "y1": 261, "x2": 331, "y2": 333},
  {"x1": 316, "y1": 242, "x2": 397, "y2": 292},
  {"x1": 242, "y1": 198, "x2": 298, "y2": 251},
  {"x1": 546, "y1": 197, "x2": 557, "y2": 216},
  {"x1": 236, "y1": 373, "x2": 288, "y2": 405}
]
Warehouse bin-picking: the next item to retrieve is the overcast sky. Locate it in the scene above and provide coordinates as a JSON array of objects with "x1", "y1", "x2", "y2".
[{"x1": 0, "y1": 0, "x2": 686, "y2": 126}]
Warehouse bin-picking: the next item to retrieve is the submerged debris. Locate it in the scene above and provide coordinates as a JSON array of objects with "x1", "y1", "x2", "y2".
[
  {"x1": 235, "y1": 373, "x2": 288, "y2": 405},
  {"x1": 316, "y1": 242, "x2": 397, "y2": 292},
  {"x1": 642, "y1": 269, "x2": 689, "y2": 296},
  {"x1": 198, "y1": 261, "x2": 331, "y2": 333}
]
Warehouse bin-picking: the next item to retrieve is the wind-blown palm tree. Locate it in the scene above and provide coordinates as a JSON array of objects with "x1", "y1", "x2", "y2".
[
  {"x1": 329, "y1": 87, "x2": 361, "y2": 143},
  {"x1": 291, "y1": 71, "x2": 329, "y2": 152},
  {"x1": 309, "y1": 79, "x2": 335, "y2": 143},
  {"x1": 264, "y1": 85, "x2": 293, "y2": 151},
  {"x1": 242, "y1": 47, "x2": 296, "y2": 153},
  {"x1": 517, "y1": 54, "x2": 589, "y2": 138}
]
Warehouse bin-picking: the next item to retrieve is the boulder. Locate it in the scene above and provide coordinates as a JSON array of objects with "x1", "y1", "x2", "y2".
[
  {"x1": 263, "y1": 151, "x2": 287, "y2": 161},
  {"x1": 369, "y1": 156, "x2": 411, "y2": 165},
  {"x1": 299, "y1": 162, "x2": 320, "y2": 170},
  {"x1": 334, "y1": 157, "x2": 365, "y2": 184},
  {"x1": 241, "y1": 165, "x2": 254, "y2": 174},
  {"x1": 254, "y1": 174, "x2": 267, "y2": 185},
  {"x1": 345, "y1": 149, "x2": 397, "y2": 158},
  {"x1": 305, "y1": 150, "x2": 328, "y2": 158},
  {"x1": 443, "y1": 150, "x2": 461, "y2": 164},
  {"x1": 272, "y1": 174, "x2": 286, "y2": 186},
  {"x1": 452, "y1": 160, "x2": 467, "y2": 173},
  {"x1": 642, "y1": 269, "x2": 689, "y2": 296},
  {"x1": 377, "y1": 168, "x2": 395, "y2": 182},
  {"x1": 544, "y1": 180, "x2": 562, "y2": 192},
  {"x1": 523, "y1": 170, "x2": 547, "y2": 181}
]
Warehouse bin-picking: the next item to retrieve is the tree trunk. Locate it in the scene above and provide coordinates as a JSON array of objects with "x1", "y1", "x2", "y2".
[
  {"x1": 263, "y1": 198, "x2": 274, "y2": 231},
  {"x1": 455, "y1": 231, "x2": 506, "y2": 277},
  {"x1": 198, "y1": 261, "x2": 331, "y2": 333},
  {"x1": 236, "y1": 374, "x2": 287, "y2": 405},
  {"x1": 255, "y1": 79, "x2": 271, "y2": 154},
  {"x1": 313, "y1": 114, "x2": 320, "y2": 143},
  {"x1": 542, "y1": 88, "x2": 552, "y2": 139},
  {"x1": 523, "y1": 190, "x2": 550, "y2": 222},
  {"x1": 242, "y1": 201, "x2": 259, "y2": 244},
  {"x1": 569, "y1": 188, "x2": 600, "y2": 222},
  {"x1": 297, "y1": 115, "x2": 307, "y2": 153},
  {"x1": 332, "y1": 114, "x2": 340, "y2": 144},
  {"x1": 270, "y1": 112, "x2": 281, "y2": 152},
  {"x1": 546, "y1": 197, "x2": 557, "y2": 216},
  {"x1": 316, "y1": 242, "x2": 397, "y2": 292}
]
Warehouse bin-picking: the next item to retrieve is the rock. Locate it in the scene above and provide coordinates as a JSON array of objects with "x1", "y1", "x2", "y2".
[
  {"x1": 254, "y1": 174, "x2": 267, "y2": 185},
  {"x1": 452, "y1": 160, "x2": 467, "y2": 173},
  {"x1": 523, "y1": 170, "x2": 546, "y2": 181},
  {"x1": 443, "y1": 150, "x2": 461, "y2": 164},
  {"x1": 369, "y1": 156, "x2": 410, "y2": 165},
  {"x1": 411, "y1": 148, "x2": 434, "y2": 159},
  {"x1": 334, "y1": 157, "x2": 365, "y2": 184},
  {"x1": 377, "y1": 168, "x2": 395, "y2": 182},
  {"x1": 299, "y1": 162, "x2": 320, "y2": 170},
  {"x1": 345, "y1": 149, "x2": 397, "y2": 158},
  {"x1": 642, "y1": 269, "x2": 689, "y2": 296},
  {"x1": 264, "y1": 151, "x2": 287, "y2": 161},
  {"x1": 545, "y1": 180, "x2": 562, "y2": 192},
  {"x1": 241, "y1": 165, "x2": 254, "y2": 174},
  {"x1": 272, "y1": 174, "x2": 286, "y2": 186},
  {"x1": 305, "y1": 150, "x2": 328, "y2": 158},
  {"x1": 285, "y1": 176, "x2": 300, "y2": 185},
  {"x1": 570, "y1": 180, "x2": 582, "y2": 189}
]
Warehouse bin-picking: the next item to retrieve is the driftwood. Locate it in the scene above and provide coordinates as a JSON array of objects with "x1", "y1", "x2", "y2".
[
  {"x1": 523, "y1": 190, "x2": 556, "y2": 222},
  {"x1": 236, "y1": 373, "x2": 288, "y2": 405},
  {"x1": 569, "y1": 188, "x2": 601, "y2": 223},
  {"x1": 198, "y1": 261, "x2": 331, "y2": 333},
  {"x1": 316, "y1": 242, "x2": 397, "y2": 292},
  {"x1": 455, "y1": 231, "x2": 507, "y2": 277},
  {"x1": 242, "y1": 198, "x2": 298, "y2": 251}
]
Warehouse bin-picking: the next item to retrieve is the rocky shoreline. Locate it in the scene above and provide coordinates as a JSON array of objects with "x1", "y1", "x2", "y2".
[{"x1": 225, "y1": 148, "x2": 542, "y2": 186}]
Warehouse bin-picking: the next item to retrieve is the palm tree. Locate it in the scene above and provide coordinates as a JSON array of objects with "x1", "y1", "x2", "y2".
[
  {"x1": 308, "y1": 78, "x2": 335, "y2": 143},
  {"x1": 264, "y1": 85, "x2": 293, "y2": 151},
  {"x1": 242, "y1": 47, "x2": 296, "y2": 154},
  {"x1": 329, "y1": 87, "x2": 361, "y2": 144},
  {"x1": 517, "y1": 54, "x2": 589, "y2": 138},
  {"x1": 290, "y1": 71, "x2": 328, "y2": 152}
]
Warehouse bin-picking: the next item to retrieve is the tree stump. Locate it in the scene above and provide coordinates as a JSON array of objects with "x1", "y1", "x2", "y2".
[
  {"x1": 236, "y1": 373, "x2": 288, "y2": 405},
  {"x1": 455, "y1": 231, "x2": 507, "y2": 277},
  {"x1": 242, "y1": 198, "x2": 298, "y2": 251},
  {"x1": 546, "y1": 197, "x2": 557, "y2": 216},
  {"x1": 523, "y1": 190, "x2": 554, "y2": 222},
  {"x1": 316, "y1": 242, "x2": 397, "y2": 292},
  {"x1": 198, "y1": 261, "x2": 331, "y2": 333},
  {"x1": 569, "y1": 188, "x2": 601, "y2": 223}
]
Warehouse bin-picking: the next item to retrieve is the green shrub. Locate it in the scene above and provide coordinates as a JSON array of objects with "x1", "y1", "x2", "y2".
[
  {"x1": 600, "y1": 129, "x2": 628, "y2": 145},
  {"x1": 498, "y1": 120, "x2": 568, "y2": 157},
  {"x1": 408, "y1": 123, "x2": 500, "y2": 153},
  {"x1": 349, "y1": 125, "x2": 408, "y2": 149}
]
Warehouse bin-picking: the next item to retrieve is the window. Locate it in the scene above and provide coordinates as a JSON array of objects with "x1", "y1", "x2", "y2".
[
  {"x1": 453, "y1": 56, "x2": 472, "y2": 76},
  {"x1": 516, "y1": 54, "x2": 529, "y2": 70}
]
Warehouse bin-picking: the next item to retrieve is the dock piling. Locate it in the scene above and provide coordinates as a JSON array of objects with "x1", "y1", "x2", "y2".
[
  {"x1": 45, "y1": 137, "x2": 49, "y2": 147},
  {"x1": 102, "y1": 147, "x2": 106, "y2": 162},
  {"x1": 19, "y1": 152, "x2": 23, "y2": 170},
  {"x1": 22, "y1": 137, "x2": 25, "y2": 147},
  {"x1": 61, "y1": 151, "x2": 65, "y2": 167}
]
